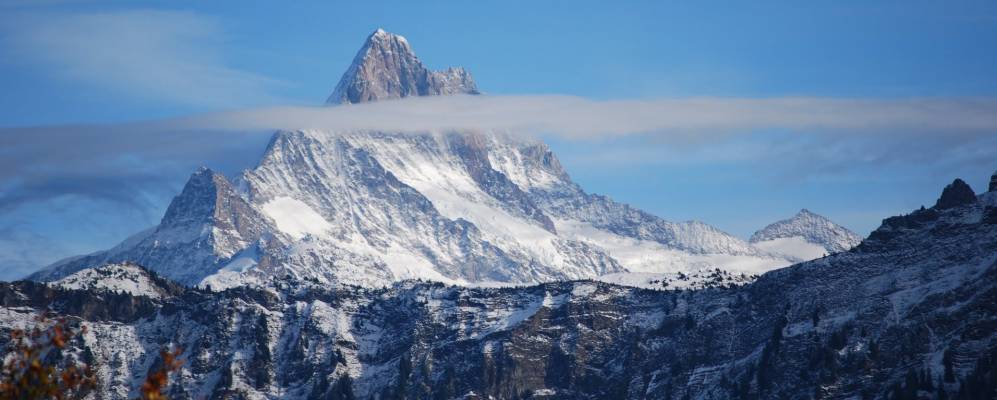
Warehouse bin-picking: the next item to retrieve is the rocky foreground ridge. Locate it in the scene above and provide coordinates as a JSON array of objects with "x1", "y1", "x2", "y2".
[{"x1": 4, "y1": 174, "x2": 996, "y2": 399}]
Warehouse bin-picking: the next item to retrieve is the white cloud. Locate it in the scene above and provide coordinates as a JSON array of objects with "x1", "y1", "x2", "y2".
[
  {"x1": 1, "y1": 9, "x2": 286, "y2": 107},
  {"x1": 2, "y1": 94, "x2": 994, "y2": 204},
  {"x1": 1, "y1": 94, "x2": 994, "y2": 278},
  {"x1": 177, "y1": 94, "x2": 997, "y2": 138}
]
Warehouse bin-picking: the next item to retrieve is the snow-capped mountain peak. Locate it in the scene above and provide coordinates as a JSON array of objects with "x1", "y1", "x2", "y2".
[
  {"x1": 33, "y1": 129, "x2": 800, "y2": 290},
  {"x1": 32, "y1": 32, "x2": 812, "y2": 290},
  {"x1": 749, "y1": 208, "x2": 862, "y2": 261},
  {"x1": 326, "y1": 29, "x2": 479, "y2": 104}
]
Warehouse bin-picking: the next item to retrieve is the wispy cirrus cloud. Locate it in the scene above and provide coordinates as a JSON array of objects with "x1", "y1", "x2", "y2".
[{"x1": 0, "y1": 9, "x2": 288, "y2": 107}]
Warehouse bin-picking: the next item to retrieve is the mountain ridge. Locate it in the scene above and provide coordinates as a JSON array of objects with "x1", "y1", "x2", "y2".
[
  {"x1": 31, "y1": 31, "x2": 852, "y2": 290},
  {"x1": 5, "y1": 174, "x2": 996, "y2": 399},
  {"x1": 31, "y1": 129, "x2": 799, "y2": 289}
]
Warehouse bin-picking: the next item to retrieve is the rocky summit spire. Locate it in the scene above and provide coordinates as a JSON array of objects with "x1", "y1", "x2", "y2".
[
  {"x1": 326, "y1": 29, "x2": 479, "y2": 104},
  {"x1": 158, "y1": 167, "x2": 271, "y2": 250},
  {"x1": 990, "y1": 170, "x2": 997, "y2": 192},
  {"x1": 934, "y1": 178, "x2": 977, "y2": 210}
]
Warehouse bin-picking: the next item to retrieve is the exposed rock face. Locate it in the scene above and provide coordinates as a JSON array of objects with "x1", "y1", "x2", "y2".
[
  {"x1": 934, "y1": 178, "x2": 977, "y2": 209},
  {"x1": 989, "y1": 170, "x2": 997, "y2": 192},
  {"x1": 326, "y1": 29, "x2": 479, "y2": 105},
  {"x1": 4, "y1": 176, "x2": 996, "y2": 399},
  {"x1": 32, "y1": 168, "x2": 282, "y2": 285},
  {"x1": 160, "y1": 167, "x2": 270, "y2": 244}
]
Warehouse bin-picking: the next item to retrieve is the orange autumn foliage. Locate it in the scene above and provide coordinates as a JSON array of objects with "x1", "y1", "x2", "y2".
[
  {"x1": 0, "y1": 317, "x2": 95, "y2": 400},
  {"x1": 139, "y1": 348, "x2": 184, "y2": 400},
  {"x1": 1, "y1": 317, "x2": 183, "y2": 400}
]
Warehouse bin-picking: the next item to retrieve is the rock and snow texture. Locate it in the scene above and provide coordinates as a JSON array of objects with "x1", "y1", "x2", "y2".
[
  {"x1": 33, "y1": 129, "x2": 794, "y2": 289},
  {"x1": 326, "y1": 29, "x2": 479, "y2": 105},
  {"x1": 51, "y1": 263, "x2": 171, "y2": 299},
  {"x1": 4, "y1": 175, "x2": 997, "y2": 399},
  {"x1": 749, "y1": 208, "x2": 862, "y2": 261},
  {"x1": 30, "y1": 31, "x2": 847, "y2": 289},
  {"x1": 32, "y1": 167, "x2": 285, "y2": 286},
  {"x1": 229, "y1": 129, "x2": 791, "y2": 288}
]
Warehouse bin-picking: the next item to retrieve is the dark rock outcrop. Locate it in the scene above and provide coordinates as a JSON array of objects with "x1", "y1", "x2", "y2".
[{"x1": 934, "y1": 178, "x2": 977, "y2": 209}]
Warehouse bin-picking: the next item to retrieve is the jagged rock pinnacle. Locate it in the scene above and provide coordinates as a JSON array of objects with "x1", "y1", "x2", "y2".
[
  {"x1": 326, "y1": 29, "x2": 479, "y2": 104},
  {"x1": 934, "y1": 178, "x2": 976, "y2": 209}
]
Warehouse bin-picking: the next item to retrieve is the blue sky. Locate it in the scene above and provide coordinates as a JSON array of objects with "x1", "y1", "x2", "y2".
[{"x1": 1, "y1": 0, "x2": 996, "y2": 279}]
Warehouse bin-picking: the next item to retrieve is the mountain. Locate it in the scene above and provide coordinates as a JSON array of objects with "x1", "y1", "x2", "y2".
[
  {"x1": 32, "y1": 167, "x2": 285, "y2": 286},
  {"x1": 750, "y1": 208, "x2": 863, "y2": 262},
  {"x1": 4, "y1": 174, "x2": 995, "y2": 399},
  {"x1": 326, "y1": 29, "x2": 479, "y2": 104},
  {"x1": 28, "y1": 30, "x2": 852, "y2": 290},
  {"x1": 32, "y1": 30, "x2": 844, "y2": 290},
  {"x1": 34, "y1": 129, "x2": 790, "y2": 290}
]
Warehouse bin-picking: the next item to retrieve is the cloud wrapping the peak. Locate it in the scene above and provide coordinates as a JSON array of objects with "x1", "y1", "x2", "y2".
[
  {"x1": 180, "y1": 94, "x2": 997, "y2": 137},
  {"x1": 2, "y1": 94, "x2": 994, "y2": 206},
  {"x1": 1, "y1": 94, "x2": 995, "y2": 279}
]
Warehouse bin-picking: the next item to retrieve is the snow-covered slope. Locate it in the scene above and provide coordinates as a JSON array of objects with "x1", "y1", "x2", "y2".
[
  {"x1": 5, "y1": 174, "x2": 997, "y2": 399},
  {"x1": 33, "y1": 167, "x2": 287, "y2": 286},
  {"x1": 32, "y1": 31, "x2": 801, "y2": 289},
  {"x1": 750, "y1": 208, "x2": 862, "y2": 261},
  {"x1": 51, "y1": 263, "x2": 173, "y2": 299},
  {"x1": 237, "y1": 129, "x2": 626, "y2": 288},
  {"x1": 32, "y1": 128, "x2": 796, "y2": 289}
]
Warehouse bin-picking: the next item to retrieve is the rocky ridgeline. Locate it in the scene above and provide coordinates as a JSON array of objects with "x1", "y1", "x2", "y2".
[{"x1": 3, "y1": 174, "x2": 996, "y2": 399}]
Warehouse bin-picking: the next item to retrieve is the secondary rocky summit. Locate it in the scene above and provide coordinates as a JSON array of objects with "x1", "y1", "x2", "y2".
[{"x1": 750, "y1": 209, "x2": 863, "y2": 262}]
